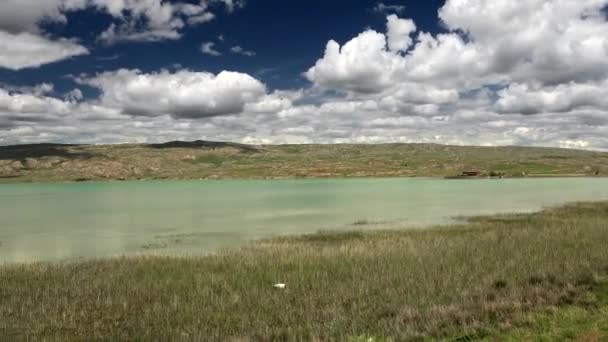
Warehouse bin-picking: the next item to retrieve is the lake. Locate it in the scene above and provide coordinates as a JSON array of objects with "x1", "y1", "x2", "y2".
[{"x1": 1, "y1": 177, "x2": 607, "y2": 263}]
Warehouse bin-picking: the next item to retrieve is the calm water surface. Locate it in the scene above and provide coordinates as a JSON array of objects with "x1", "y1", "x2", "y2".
[{"x1": 0, "y1": 178, "x2": 607, "y2": 263}]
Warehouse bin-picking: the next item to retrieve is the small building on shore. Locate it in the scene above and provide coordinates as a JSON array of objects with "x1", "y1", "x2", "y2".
[{"x1": 461, "y1": 171, "x2": 482, "y2": 177}]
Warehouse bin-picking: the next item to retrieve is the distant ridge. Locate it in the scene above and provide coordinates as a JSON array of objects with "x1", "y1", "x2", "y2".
[{"x1": 1, "y1": 141, "x2": 607, "y2": 182}]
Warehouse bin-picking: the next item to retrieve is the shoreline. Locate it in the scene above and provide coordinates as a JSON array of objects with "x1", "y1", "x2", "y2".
[{"x1": 1, "y1": 173, "x2": 606, "y2": 185}]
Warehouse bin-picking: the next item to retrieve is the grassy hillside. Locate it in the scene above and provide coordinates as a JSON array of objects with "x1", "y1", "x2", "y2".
[
  {"x1": 1, "y1": 202, "x2": 607, "y2": 340},
  {"x1": 1, "y1": 141, "x2": 608, "y2": 182}
]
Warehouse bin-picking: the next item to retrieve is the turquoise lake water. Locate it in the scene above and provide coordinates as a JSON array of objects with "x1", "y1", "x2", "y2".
[{"x1": 0, "y1": 178, "x2": 607, "y2": 263}]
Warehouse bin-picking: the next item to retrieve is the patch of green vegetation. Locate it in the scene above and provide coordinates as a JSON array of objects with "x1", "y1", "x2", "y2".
[
  {"x1": 542, "y1": 155, "x2": 573, "y2": 160},
  {"x1": 485, "y1": 282, "x2": 608, "y2": 341},
  {"x1": 190, "y1": 154, "x2": 228, "y2": 166},
  {"x1": 281, "y1": 145, "x2": 305, "y2": 154},
  {"x1": 490, "y1": 162, "x2": 557, "y2": 174},
  {"x1": 1, "y1": 202, "x2": 608, "y2": 340}
]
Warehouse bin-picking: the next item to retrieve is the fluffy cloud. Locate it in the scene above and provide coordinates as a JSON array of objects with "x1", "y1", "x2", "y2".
[
  {"x1": 187, "y1": 12, "x2": 215, "y2": 25},
  {"x1": 425, "y1": 0, "x2": 608, "y2": 87},
  {"x1": 0, "y1": 88, "x2": 72, "y2": 115},
  {"x1": 305, "y1": 30, "x2": 405, "y2": 93},
  {"x1": 0, "y1": 0, "x2": 242, "y2": 63},
  {"x1": 0, "y1": 0, "x2": 250, "y2": 68},
  {"x1": 386, "y1": 15, "x2": 416, "y2": 52},
  {"x1": 0, "y1": 0, "x2": 90, "y2": 70},
  {"x1": 495, "y1": 81, "x2": 608, "y2": 114},
  {"x1": 92, "y1": 0, "x2": 244, "y2": 43},
  {"x1": 0, "y1": 83, "x2": 55, "y2": 97},
  {"x1": 217, "y1": 0, "x2": 246, "y2": 13},
  {"x1": 65, "y1": 88, "x2": 84, "y2": 102},
  {"x1": 201, "y1": 42, "x2": 222, "y2": 56},
  {"x1": 2, "y1": 85, "x2": 607, "y2": 150},
  {"x1": 85, "y1": 69, "x2": 267, "y2": 118},
  {"x1": 373, "y1": 2, "x2": 405, "y2": 15},
  {"x1": 2, "y1": 0, "x2": 608, "y2": 151},
  {"x1": 0, "y1": 31, "x2": 89, "y2": 70},
  {"x1": 0, "y1": 0, "x2": 87, "y2": 33},
  {"x1": 245, "y1": 90, "x2": 299, "y2": 114},
  {"x1": 308, "y1": 0, "x2": 608, "y2": 91},
  {"x1": 299, "y1": 0, "x2": 608, "y2": 149},
  {"x1": 304, "y1": 16, "x2": 458, "y2": 112},
  {"x1": 94, "y1": 0, "x2": 213, "y2": 44},
  {"x1": 0, "y1": 86, "x2": 80, "y2": 131},
  {"x1": 231, "y1": 46, "x2": 256, "y2": 56}
]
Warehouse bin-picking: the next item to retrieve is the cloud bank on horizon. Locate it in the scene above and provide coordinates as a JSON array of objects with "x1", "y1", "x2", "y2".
[{"x1": 1, "y1": 0, "x2": 608, "y2": 150}]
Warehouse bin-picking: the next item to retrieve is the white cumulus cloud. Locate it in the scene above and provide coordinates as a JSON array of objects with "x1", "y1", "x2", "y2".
[
  {"x1": 0, "y1": 31, "x2": 89, "y2": 70},
  {"x1": 386, "y1": 14, "x2": 416, "y2": 52},
  {"x1": 85, "y1": 69, "x2": 268, "y2": 118},
  {"x1": 305, "y1": 30, "x2": 405, "y2": 93}
]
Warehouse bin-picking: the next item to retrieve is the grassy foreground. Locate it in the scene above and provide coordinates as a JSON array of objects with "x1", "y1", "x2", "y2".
[
  {"x1": 1, "y1": 202, "x2": 608, "y2": 341},
  {"x1": 1, "y1": 141, "x2": 608, "y2": 182}
]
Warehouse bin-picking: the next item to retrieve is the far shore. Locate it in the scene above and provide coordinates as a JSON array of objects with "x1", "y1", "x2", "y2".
[
  {"x1": 1, "y1": 173, "x2": 606, "y2": 185},
  {"x1": 1, "y1": 141, "x2": 607, "y2": 183}
]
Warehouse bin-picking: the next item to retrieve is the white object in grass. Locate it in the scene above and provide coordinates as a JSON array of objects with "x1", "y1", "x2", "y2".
[{"x1": 273, "y1": 283, "x2": 286, "y2": 289}]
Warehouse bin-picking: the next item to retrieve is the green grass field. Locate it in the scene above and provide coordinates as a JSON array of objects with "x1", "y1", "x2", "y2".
[
  {"x1": 1, "y1": 141, "x2": 608, "y2": 182},
  {"x1": 1, "y1": 202, "x2": 607, "y2": 340}
]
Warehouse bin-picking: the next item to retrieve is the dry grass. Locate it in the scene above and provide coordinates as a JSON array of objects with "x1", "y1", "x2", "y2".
[{"x1": 1, "y1": 202, "x2": 608, "y2": 340}]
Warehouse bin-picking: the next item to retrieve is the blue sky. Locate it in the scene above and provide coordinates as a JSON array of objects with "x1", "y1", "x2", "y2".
[
  {"x1": 1, "y1": 0, "x2": 608, "y2": 149},
  {"x1": 0, "y1": 0, "x2": 445, "y2": 93}
]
